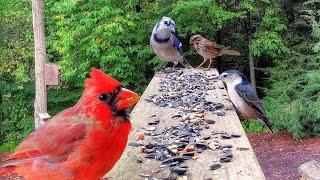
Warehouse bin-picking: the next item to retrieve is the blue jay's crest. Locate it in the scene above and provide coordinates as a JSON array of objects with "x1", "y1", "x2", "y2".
[
  {"x1": 154, "y1": 16, "x2": 176, "y2": 33},
  {"x1": 161, "y1": 16, "x2": 175, "y2": 26}
]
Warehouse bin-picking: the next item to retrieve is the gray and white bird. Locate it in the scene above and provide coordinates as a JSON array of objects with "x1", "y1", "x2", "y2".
[
  {"x1": 218, "y1": 70, "x2": 273, "y2": 133},
  {"x1": 150, "y1": 16, "x2": 192, "y2": 68}
]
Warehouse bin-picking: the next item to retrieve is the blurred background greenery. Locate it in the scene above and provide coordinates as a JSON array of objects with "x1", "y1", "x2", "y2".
[{"x1": 0, "y1": 0, "x2": 319, "y2": 152}]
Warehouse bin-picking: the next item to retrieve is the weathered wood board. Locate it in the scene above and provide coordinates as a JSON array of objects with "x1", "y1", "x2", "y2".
[{"x1": 108, "y1": 68, "x2": 265, "y2": 180}]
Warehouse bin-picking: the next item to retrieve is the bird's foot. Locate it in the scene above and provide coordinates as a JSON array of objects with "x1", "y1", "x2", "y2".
[{"x1": 159, "y1": 67, "x2": 177, "y2": 73}]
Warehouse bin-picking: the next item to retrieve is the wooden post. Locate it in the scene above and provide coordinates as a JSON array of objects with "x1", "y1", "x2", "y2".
[{"x1": 32, "y1": 0, "x2": 48, "y2": 128}]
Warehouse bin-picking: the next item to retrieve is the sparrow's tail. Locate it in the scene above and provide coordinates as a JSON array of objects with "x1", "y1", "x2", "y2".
[
  {"x1": 221, "y1": 49, "x2": 241, "y2": 56},
  {"x1": 260, "y1": 115, "x2": 274, "y2": 133}
]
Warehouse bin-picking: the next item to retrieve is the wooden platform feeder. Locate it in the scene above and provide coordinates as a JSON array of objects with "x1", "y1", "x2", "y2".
[{"x1": 108, "y1": 68, "x2": 265, "y2": 180}]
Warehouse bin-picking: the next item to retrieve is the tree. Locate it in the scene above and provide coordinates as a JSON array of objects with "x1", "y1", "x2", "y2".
[
  {"x1": 32, "y1": 0, "x2": 48, "y2": 128},
  {"x1": 264, "y1": 1, "x2": 320, "y2": 138}
]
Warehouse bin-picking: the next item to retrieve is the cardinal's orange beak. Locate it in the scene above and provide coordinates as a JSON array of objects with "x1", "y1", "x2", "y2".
[{"x1": 115, "y1": 88, "x2": 139, "y2": 111}]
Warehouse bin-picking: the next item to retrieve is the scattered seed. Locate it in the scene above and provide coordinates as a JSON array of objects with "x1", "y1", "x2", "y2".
[
  {"x1": 194, "y1": 143, "x2": 208, "y2": 150},
  {"x1": 219, "y1": 157, "x2": 232, "y2": 163},
  {"x1": 135, "y1": 132, "x2": 145, "y2": 141},
  {"x1": 221, "y1": 133, "x2": 232, "y2": 139},
  {"x1": 162, "y1": 157, "x2": 185, "y2": 165},
  {"x1": 138, "y1": 146, "x2": 146, "y2": 153},
  {"x1": 210, "y1": 163, "x2": 222, "y2": 170},
  {"x1": 145, "y1": 143, "x2": 155, "y2": 149},
  {"x1": 182, "y1": 152, "x2": 194, "y2": 157},
  {"x1": 203, "y1": 135, "x2": 211, "y2": 140},
  {"x1": 216, "y1": 111, "x2": 225, "y2": 116},
  {"x1": 136, "y1": 156, "x2": 143, "y2": 163},
  {"x1": 144, "y1": 153, "x2": 156, "y2": 159},
  {"x1": 221, "y1": 144, "x2": 233, "y2": 149},
  {"x1": 144, "y1": 149, "x2": 156, "y2": 154},
  {"x1": 148, "y1": 119, "x2": 160, "y2": 125},
  {"x1": 197, "y1": 149, "x2": 203, "y2": 153},
  {"x1": 231, "y1": 133, "x2": 241, "y2": 138},
  {"x1": 145, "y1": 126, "x2": 156, "y2": 131},
  {"x1": 128, "y1": 141, "x2": 141, "y2": 147},
  {"x1": 205, "y1": 119, "x2": 216, "y2": 124},
  {"x1": 139, "y1": 173, "x2": 150, "y2": 177},
  {"x1": 177, "y1": 175, "x2": 188, "y2": 180},
  {"x1": 236, "y1": 147, "x2": 250, "y2": 151},
  {"x1": 184, "y1": 145, "x2": 195, "y2": 152},
  {"x1": 192, "y1": 156, "x2": 199, "y2": 160},
  {"x1": 170, "y1": 166, "x2": 187, "y2": 175},
  {"x1": 168, "y1": 172, "x2": 178, "y2": 180}
]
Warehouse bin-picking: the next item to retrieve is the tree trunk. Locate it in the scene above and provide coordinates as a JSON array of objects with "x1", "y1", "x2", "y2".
[
  {"x1": 247, "y1": 11, "x2": 256, "y2": 91},
  {"x1": 32, "y1": 0, "x2": 47, "y2": 128},
  {"x1": 215, "y1": 29, "x2": 224, "y2": 71}
]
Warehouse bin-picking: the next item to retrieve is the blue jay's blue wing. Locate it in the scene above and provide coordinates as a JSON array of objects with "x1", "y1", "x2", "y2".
[
  {"x1": 172, "y1": 35, "x2": 184, "y2": 56},
  {"x1": 235, "y1": 84, "x2": 266, "y2": 116}
]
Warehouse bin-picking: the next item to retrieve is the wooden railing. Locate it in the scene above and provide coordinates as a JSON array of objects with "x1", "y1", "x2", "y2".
[{"x1": 108, "y1": 68, "x2": 265, "y2": 180}]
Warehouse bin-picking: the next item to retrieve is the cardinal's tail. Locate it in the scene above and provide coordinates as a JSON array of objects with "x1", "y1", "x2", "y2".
[
  {"x1": 260, "y1": 115, "x2": 274, "y2": 134},
  {"x1": 221, "y1": 49, "x2": 241, "y2": 56},
  {"x1": 0, "y1": 158, "x2": 16, "y2": 176},
  {"x1": 0, "y1": 166, "x2": 15, "y2": 176}
]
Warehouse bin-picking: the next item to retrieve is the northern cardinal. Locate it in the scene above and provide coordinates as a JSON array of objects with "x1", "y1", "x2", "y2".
[
  {"x1": 0, "y1": 68, "x2": 139, "y2": 179},
  {"x1": 190, "y1": 34, "x2": 240, "y2": 69}
]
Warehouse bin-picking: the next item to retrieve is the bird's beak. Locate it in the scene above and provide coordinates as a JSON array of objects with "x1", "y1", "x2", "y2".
[
  {"x1": 115, "y1": 88, "x2": 140, "y2": 111},
  {"x1": 169, "y1": 26, "x2": 175, "y2": 33}
]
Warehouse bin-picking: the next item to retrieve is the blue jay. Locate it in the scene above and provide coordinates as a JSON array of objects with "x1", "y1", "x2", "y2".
[
  {"x1": 150, "y1": 16, "x2": 192, "y2": 68},
  {"x1": 218, "y1": 70, "x2": 274, "y2": 133}
]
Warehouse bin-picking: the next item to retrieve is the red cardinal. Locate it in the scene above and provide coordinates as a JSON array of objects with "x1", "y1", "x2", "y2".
[{"x1": 0, "y1": 68, "x2": 139, "y2": 180}]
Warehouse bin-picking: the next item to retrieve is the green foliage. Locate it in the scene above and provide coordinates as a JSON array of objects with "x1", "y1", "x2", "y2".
[
  {"x1": 0, "y1": 79, "x2": 34, "y2": 153},
  {"x1": 264, "y1": 1, "x2": 320, "y2": 139},
  {"x1": 46, "y1": 0, "x2": 158, "y2": 92},
  {"x1": 0, "y1": 0, "x2": 34, "y2": 152},
  {"x1": 243, "y1": 120, "x2": 265, "y2": 133},
  {"x1": 169, "y1": 0, "x2": 238, "y2": 36},
  {"x1": 250, "y1": 8, "x2": 289, "y2": 57}
]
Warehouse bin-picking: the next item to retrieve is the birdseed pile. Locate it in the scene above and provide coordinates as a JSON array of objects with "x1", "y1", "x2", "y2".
[{"x1": 128, "y1": 69, "x2": 247, "y2": 179}]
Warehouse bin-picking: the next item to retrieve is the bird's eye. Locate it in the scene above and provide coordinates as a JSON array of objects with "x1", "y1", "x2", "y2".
[
  {"x1": 164, "y1": 21, "x2": 168, "y2": 25},
  {"x1": 223, "y1": 74, "x2": 227, "y2": 78},
  {"x1": 99, "y1": 93, "x2": 111, "y2": 102}
]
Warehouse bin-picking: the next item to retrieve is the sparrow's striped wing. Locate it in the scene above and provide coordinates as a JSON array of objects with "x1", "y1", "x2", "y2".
[{"x1": 195, "y1": 39, "x2": 222, "y2": 58}]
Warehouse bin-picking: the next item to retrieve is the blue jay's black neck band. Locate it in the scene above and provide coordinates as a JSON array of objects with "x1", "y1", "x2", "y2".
[{"x1": 153, "y1": 33, "x2": 170, "y2": 43}]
